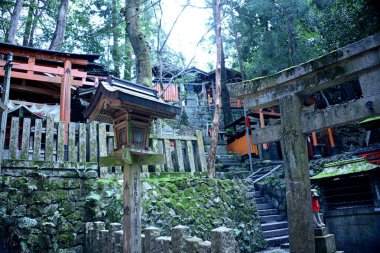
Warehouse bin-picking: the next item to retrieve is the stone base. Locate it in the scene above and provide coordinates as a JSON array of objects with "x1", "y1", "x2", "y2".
[
  {"x1": 314, "y1": 227, "x2": 328, "y2": 237},
  {"x1": 315, "y1": 233, "x2": 337, "y2": 253}
]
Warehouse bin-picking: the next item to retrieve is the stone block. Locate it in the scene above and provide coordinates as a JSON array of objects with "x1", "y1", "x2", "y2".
[
  {"x1": 186, "y1": 236, "x2": 203, "y2": 253},
  {"x1": 314, "y1": 227, "x2": 328, "y2": 237},
  {"x1": 144, "y1": 226, "x2": 161, "y2": 253},
  {"x1": 155, "y1": 236, "x2": 172, "y2": 253},
  {"x1": 211, "y1": 227, "x2": 237, "y2": 253},
  {"x1": 99, "y1": 230, "x2": 108, "y2": 253},
  {"x1": 315, "y1": 234, "x2": 337, "y2": 253},
  {"x1": 114, "y1": 230, "x2": 123, "y2": 253},
  {"x1": 108, "y1": 223, "x2": 122, "y2": 253},
  {"x1": 198, "y1": 241, "x2": 211, "y2": 253},
  {"x1": 172, "y1": 225, "x2": 190, "y2": 253}
]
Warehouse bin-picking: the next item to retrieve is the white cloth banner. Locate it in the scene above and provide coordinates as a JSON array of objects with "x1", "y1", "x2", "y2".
[{"x1": 8, "y1": 101, "x2": 60, "y2": 122}]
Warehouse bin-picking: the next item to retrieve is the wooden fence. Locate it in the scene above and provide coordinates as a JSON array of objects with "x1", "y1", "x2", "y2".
[{"x1": 1, "y1": 117, "x2": 207, "y2": 175}]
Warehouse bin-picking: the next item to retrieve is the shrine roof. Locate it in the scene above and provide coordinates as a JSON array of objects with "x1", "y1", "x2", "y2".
[
  {"x1": 83, "y1": 76, "x2": 181, "y2": 123},
  {"x1": 311, "y1": 157, "x2": 378, "y2": 180}
]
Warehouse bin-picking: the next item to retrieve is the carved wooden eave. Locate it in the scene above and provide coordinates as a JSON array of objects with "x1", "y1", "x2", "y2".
[{"x1": 83, "y1": 76, "x2": 181, "y2": 123}]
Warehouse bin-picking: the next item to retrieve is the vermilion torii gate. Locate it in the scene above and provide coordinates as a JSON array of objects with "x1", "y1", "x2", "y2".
[{"x1": 228, "y1": 33, "x2": 380, "y2": 252}]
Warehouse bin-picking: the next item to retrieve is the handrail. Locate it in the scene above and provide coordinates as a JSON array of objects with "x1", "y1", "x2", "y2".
[{"x1": 252, "y1": 164, "x2": 283, "y2": 184}]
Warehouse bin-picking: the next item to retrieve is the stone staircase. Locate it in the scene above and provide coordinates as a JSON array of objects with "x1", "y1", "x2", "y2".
[{"x1": 255, "y1": 189, "x2": 289, "y2": 247}]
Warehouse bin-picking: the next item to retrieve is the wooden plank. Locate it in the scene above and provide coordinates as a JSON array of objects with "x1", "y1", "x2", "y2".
[
  {"x1": 9, "y1": 117, "x2": 19, "y2": 160},
  {"x1": 89, "y1": 122, "x2": 98, "y2": 163},
  {"x1": 195, "y1": 130, "x2": 207, "y2": 172},
  {"x1": 20, "y1": 118, "x2": 31, "y2": 160},
  {"x1": 175, "y1": 140, "x2": 185, "y2": 172},
  {"x1": 186, "y1": 140, "x2": 196, "y2": 173},
  {"x1": 152, "y1": 139, "x2": 162, "y2": 172},
  {"x1": 78, "y1": 123, "x2": 87, "y2": 162},
  {"x1": 32, "y1": 119, "x2": 42, "y2": 161},
  {"x1": 164, "y1": 139, "x2": 174, "y2": 172},
  {"x1": 150, "y1": 134, "x2": 197, "y2": 141},
  {"x1": 99, "y1": 123, "x2": 108, "y2": 176},
  {"x1": 68, "y1": 122, "x2": 77, "y2": 162},
  {"x1": 57, "y1": 122, "x2": 65, "y2": 162},
  {"x1": 45, "y1": 117, "x2": 54, "y2": 161}
]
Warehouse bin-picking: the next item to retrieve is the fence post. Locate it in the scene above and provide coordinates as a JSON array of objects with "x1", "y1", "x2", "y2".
[
  {"x1": 210, "y1": 227, "x2": 237, "y2": 253},
  {"x1": 155, "y1": 236, "x2": 171, "y2": 253},
  {"x1": 144, "y1": 227, "x2": 161, "y2": 253},
  {"x1": 9, "y1": 117, "x2": 19, "y2": 159},
  {"x1": 175, "y1": 140, "x2": 185, "y2": 172},
  {"x1": 115, "y1": 230, "x2": 124, "y2": 253},
  {"x1": 57, "y1": 122, "x2": 65, "y2": 161},
  {"x1": 198, "y1": 241, "x2": 211, "y2": 253},
  {"x1": 79, "y1": 123, "x2": 87, "y2": 162},
  {"x1": 99, "y1": 229, "x2": 109, "y2": 253},
  {"x1": 85, "y1": 222, "x2": 94, "y2": 253},
  {"x1": 45, "y1": 117, "x2": 54, "y2": 161},
  {"x1": 99, "y1": 123, "x2": 108, "y2": 177},
  {"x1": 89, "y1": 122, "x2": 98, "y2": 163},
  {"x1": 172, "y1": 225, "x2": 190, "y2": 253},
  {"x1": 186, "y1": 237, "x2": 203, "y2": 253},
  {"x1": 68, "y1": 122, "x2": 77, "y2": 162},
  {"x1": 195, "y1": 130, "x2": 207, "y2": 172},
  {"x1": 32, "y1": 119, "x2": 42, "y2": 161},
  {"x1": 20, "y1": 118, "x2": 31, "y2": 160},
  {"x1": 93, "y1": 221, "x2": 106, "y2": 253},
  {"x1": 186, "y1": 141, "x2": 196, "y2": 173},
  {"x1": 164, "y1": 139, "x2": 174, "y2": 172}
]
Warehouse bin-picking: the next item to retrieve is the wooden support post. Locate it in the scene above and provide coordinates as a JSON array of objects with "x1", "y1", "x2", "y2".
[
  {"x1": 312, "y1": 132, "x2": 318, "y2": 146},
  {"x1": 60, "y1": 60, "x2": 72, "y2": 144},
  {"x1": 327, "y1": 128, "x2": 335, "y2": 148},
  {"x1": 279, "y1": 94, "x2": 314, "y2": 253},
  {"x1": 123, "y1": 163, "x2": 142, "y2": 253}
]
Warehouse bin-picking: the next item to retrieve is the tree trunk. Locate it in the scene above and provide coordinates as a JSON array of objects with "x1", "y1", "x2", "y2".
[
  {"x1": 229, "y1": 1, "x2": 245, "y2": 79},
  {"x1": 212, "y1": 1, "x2": 232, "y2": 128},
  {"x1": 125, "y1": 0, "x2": 152, "y2": 87},
  {"x1": 111, "y1": 0, "x2": 122, "y2": 77},
  {"x1": 6, "y1": 0, "x2": 24, "y2": 44},
  {"x1": 23, "y1": 0, "x2": 35, "y2": 46},
  {"x1": 49, "y1": 0, "x2": 69, "y2": 51},
  {"x1": 207, "y1": 0, "x2": 222, "y2": 178}
]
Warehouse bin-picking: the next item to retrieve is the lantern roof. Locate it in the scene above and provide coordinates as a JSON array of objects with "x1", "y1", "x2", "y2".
[{"x1": 83, "y1": 76, "x2": 180, "y2": 124}]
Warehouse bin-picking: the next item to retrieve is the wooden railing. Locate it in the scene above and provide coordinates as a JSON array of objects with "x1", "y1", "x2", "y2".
[
  {"x1": 2, "y1": 117, "x2": 207, "y2": 175},
  {"x1": 208, "y1": 97, "x2": 243, "y2": 108},
  {"x1": 2, "y1": 117, "x2": 115, "y2": 172},
  {"x1": 148, "y1": 130, "x2": 207, "y2": 173}
]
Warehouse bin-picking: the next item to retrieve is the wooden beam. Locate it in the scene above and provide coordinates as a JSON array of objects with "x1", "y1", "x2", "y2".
[
  {"x1": 11, "y1": 84, "x2": 60, "y2": 98},
  {"x1": 251, "y1": 95, "x2": 380, "y2": 144}
]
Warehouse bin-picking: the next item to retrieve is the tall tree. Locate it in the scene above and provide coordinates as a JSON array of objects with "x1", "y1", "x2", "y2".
[
  {"x1": 6, "y1": 0, "x2": 23, "y2": 44},
  {"x1": 125, "y1": 0, "x2": 152, "y2": 87},
  {"x1": 22, "y1": 0, "x2": 35, "y2": 46},
  {"x1": 207, "y1": 0, "x2": 222, "y2": 177},
  {"x1": 111, "y1": 0, "x2": 122, "y2": 77},
  {"x1": 49, "y1": 0, "x2": 69, "y2": 50}
]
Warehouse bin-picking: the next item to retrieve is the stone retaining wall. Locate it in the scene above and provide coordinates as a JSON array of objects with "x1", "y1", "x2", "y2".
[{"x1": 0, "y1": 167, "x2": 122, "y2": 252}]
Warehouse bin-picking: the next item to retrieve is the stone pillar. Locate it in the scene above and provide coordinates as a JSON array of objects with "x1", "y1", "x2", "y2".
[
  {"x1": 99, "y1": 230, "x2": 109, "y2": 253},
  {"x1": 155, "y1": 236, "x2": 172, "y2": 253},
  {"x1": 108, "y1": 223, "x2": 122, "y2": 253},
  {"x1": 279, "y1": 94, "x2": 315, "y2": 253},
  {"x1": 144, "y1": 227, "x2": 161, "y2": 253},
  {"x1": 94, "y1": 221, "x2": 106, "y2": 253},
  {"x1": 85, "y1": 222, "x2": 94, "y2": 253},
  {"x1": 115, "y1": 231, "x2": 124, "y2": 253},
  {"x1": 124, "y1": 163, "x2": 142, "y2": 253},
  {"x1": 186, "y1": 237, "x2": 203, "y2": 253},
  {"x1": 141, "y1": 234, "x2": 145, "y2": 253},
  {"x1": 172, "y1": 225, "x2": 190, "y2": 253},
  {"x1": 210, "y1": 227, "x2": 237, "y2": 253},
  {"x1": 198, "y1": 241, "x2": 211, "y2": 253},
  {"x1": 359, "y1": 67, "x2": 380, "y2": 97}
]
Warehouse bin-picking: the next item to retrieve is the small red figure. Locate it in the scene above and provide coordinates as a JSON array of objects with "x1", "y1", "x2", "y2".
[{"x1": 311, "y1": 189, "x2": 325, "y2": 228}]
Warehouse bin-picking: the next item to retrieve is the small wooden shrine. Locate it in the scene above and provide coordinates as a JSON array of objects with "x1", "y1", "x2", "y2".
[{"x1": 84, "y1": 76, "x2": 180, "y2": 253}]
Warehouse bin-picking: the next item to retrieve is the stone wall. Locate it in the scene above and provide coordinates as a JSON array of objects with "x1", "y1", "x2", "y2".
[
  {"x1": 0, "y1": 167, "x2": 122, "y2": 252},
  {"x1": 141, "y1": 177, "x2": 266, "y2": 252}
]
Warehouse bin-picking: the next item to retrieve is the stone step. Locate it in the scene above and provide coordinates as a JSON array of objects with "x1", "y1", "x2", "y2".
[
  {"x1": 260, "y1": 214, "x2": 285, "y2": 223},
  {"x1": 315, "y1": 234, "x2": 337, "y2": 253},
  {"x1": 255, "y1": 191, "x2": 261, "y2": 197},
  {"x1": 255, "y1": 197, "x2": 267, "y2": 204},
  {"x1": 220, "y1": 162, "x2": 242, "y2": 167},
  {"x1": 263, "y1": 228, "x2": 289, "y2": 238},
  {"x1": 266, "y1": 235, "x2": 289, "y2": 247},
  {"x1": 261, "y1": 221, "x2": 288, "y2": 231},
  {"x1": 256, "y1": 203, "x2": 273, "y2": 210},
  {"x1": 259, "y1": 209, "x2": 279, "y2": 216}
]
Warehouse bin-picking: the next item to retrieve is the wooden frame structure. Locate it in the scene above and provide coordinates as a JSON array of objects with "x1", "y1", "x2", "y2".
[
  {"x1": 228, "y1": 33, "x2": 380, "y2": 252},
  {"x1": 0, "y1": 43, "x2": 107, "y2": 142}
]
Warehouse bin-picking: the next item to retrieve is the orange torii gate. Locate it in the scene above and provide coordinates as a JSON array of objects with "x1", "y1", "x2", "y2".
[{"x1": 228, "y1": 33, "x2": 380, "y2": 252}]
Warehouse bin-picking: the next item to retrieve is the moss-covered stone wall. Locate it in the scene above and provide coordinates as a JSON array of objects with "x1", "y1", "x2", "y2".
[
  {"x1": 0, "y1": 167, "x2": 122, "y2": 253},
  {"x1": 141, "y1": 177, "x2": 266, "y2": 253}
]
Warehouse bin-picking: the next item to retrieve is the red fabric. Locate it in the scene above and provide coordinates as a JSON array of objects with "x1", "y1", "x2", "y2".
[{"x1": 312, "y1": 198, "x2": 320, "y2": 212}]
